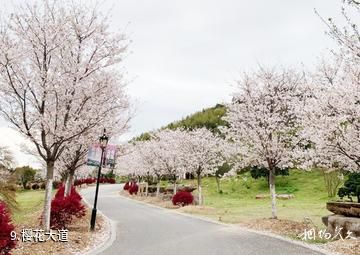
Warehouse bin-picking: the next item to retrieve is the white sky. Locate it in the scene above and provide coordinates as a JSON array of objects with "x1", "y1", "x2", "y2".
[{"x1": 0, "y1": 0, "x2": 344, "y2": 167}]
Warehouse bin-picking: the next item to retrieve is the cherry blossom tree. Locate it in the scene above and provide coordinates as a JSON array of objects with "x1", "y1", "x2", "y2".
[
  {"x1": 136, "y1": 140, "x2": 165, "y2": 196},
  {"x1": 0, "y1": 146, "x2": 17, "y2": 210},
  {"x1": 0, "y1": 1, "x2": 128, "y2": 230},
  {"x1": 305, "y1": 53, "x2": 360, "y2": 172},
  {"x1": 119, "y1": 130, "x2": 188, "y2": 194},
  {"x1": 0, "y1": 146, "x2": 15, "y2": 172},
  {"x1": 180, "y1": 128, "x2": 225, "y2": 205},
  {"x1": 116, "y1": 143, "x2": 149, "y2": 180},
  {"x1": 223, "y1": 68, "x2": 309, "y2": 219},
  {"x1": 151, "y1": 129, "x2": 188, "y2": 195},
  {"x1": 306, "y1": 0, "x2": 360, "y2": 173},
  {"x1": 118, "y1": 130, "x2": 195, "y2": 196},
  {"x1": 57, "y1": 99, "x2": 130, "y2": 197}
]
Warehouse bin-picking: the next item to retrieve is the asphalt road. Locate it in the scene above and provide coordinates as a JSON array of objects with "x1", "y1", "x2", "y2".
[{"x1": 81, "y1": 184, "x2": 327, "y2": 255}]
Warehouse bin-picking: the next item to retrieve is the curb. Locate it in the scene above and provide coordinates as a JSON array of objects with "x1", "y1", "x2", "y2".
[
  {"x1": 79, "y1": 191, "x2": 117, "y2": 255},
  {"x1": 119, "y1": 193, "x2": 339, "y2": 255}
]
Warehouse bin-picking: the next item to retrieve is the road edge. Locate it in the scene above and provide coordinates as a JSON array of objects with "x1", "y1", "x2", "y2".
[{"x1": 79, "y1": 190, "x2": 117, "y2": 255}]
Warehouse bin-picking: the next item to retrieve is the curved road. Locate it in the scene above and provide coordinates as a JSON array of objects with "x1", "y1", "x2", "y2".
[{"x1": 81, "y1": 184, "x2": 327, "y2": 255}]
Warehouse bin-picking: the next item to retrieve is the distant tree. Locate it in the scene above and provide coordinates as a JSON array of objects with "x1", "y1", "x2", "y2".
[
  {"x1": 0, "y1": 146, "x2": 14, "y2": 171},
  {"x1": 180, "y1": 128, "x2": 225, "y2": 205},
  {"x1": 15, "y1": 166, "x2": 37, "y2": 189},
  {"x1": 0, "y1": 147, "x2": 17, "y2": 210},
  {"x1": 149, "y1": 129, "x2": 188, "y2": 195}
]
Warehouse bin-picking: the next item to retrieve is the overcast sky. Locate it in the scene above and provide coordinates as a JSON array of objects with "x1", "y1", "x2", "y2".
[{"x1": 0, "y1": 0, "x2": 344, "y2": 167}]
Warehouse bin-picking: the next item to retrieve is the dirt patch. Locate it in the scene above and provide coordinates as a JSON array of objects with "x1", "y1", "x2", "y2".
[
  {"x1": 12, "y1": 207, "x2": 109, "y2": 255},
  {"x1": 237, "y1": 219, "x2": 314, "y2": 238},
  {"x1": 322, "y1": 239, "x2": 360, "y2": 255},
  {"x1": 237, "y1": 218, "x2": 359, "y2": 255},
  {"x1": 237, "y1": 218, "x2": 313, "y2": 238}
]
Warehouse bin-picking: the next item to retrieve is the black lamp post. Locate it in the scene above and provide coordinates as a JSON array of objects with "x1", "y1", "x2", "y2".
[{"x1": 90, "y1": 128, "x2": 109, "y2": 231}]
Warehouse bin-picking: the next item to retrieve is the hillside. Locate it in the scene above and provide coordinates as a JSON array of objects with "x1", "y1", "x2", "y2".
[{"x1": 132, "y1": 104, "x2": 227, "y2": 141}]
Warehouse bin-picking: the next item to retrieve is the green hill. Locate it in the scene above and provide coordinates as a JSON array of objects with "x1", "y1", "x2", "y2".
[{"x1": 132, "y1": 104, "x2": 227, "y2": 142}]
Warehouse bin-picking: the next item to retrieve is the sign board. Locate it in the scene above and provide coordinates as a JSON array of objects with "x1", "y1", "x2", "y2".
[{"x1": 87, "y1": 144, "x2": 117, "y2": 168}]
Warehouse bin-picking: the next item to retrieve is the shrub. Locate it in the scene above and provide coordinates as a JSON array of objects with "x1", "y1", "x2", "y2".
[
  {"x1": 123, "y1": 182, "x2": 130, "y2": 190},
  {"x1": 0, "y1": 202, "x2": 16, "y2": 255},
  {"x1": 50, "y1": 185, "x2": 86, "y2": 229},
  {"x1": 74, "y1": 179, "x2": 83, "y2": 186},
  {"x1": 108, "y1": 178, "x2": 116, "y2": 184},
  {"x1": 85, "y1": 178, "x2": 96, "y2": 185},
  {"x1": 128, "y1": 183, "x2": 138, "y2": 195},
  {"x1": 73, "y1": 177, "x2": 115, "y2": 186},
  {"x1": 338, "y1": 173, "x2": 360, "y2": 203},
  {"x1": 31, "y1": 183, "x2": 40, "y2": 190},
  {"x1": 249, "y1": 166, "x2": 289, "y2": 182},
  {"x1": 55, "y1": 184, "x2": 81, "y2": 200},
  {"x1": 40, "y1": 182, "x2": 46, "y2": 189},
  {"x1": 172, "y1": 191, "x2": 193, "y2": 206}
]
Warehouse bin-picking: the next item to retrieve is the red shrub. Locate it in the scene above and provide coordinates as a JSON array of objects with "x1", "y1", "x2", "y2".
[
  {"x1": 107, "y1": 178, "x2": 116, "y2": 184},
  {"x1": 128, "y1": 183, "x2": 138, "y2": 195},
  {"x1": 123, "y1": 182, "x2": 130, "y2": 190},
  {"x1": 55, "y1": 184, "x2": 81, "y2": 200},
  {"x1": 172, "y1": 191, "x2": 193, "y2": 206},
  {"x1": 85, "y1": 178, "x2": 96, "y2": 185},
  {"x1": 50, "y1": 186, "x2": 86, "y2": 229},
  {"x1": 74, "y1": 177, "x2": 114, "y2": 186},
  {"x1": 0, "y1": 202, "x2": 16, "y2": 255},
  {"x1": 74, "y1": 179, "x2": 82, "y2": 186}
]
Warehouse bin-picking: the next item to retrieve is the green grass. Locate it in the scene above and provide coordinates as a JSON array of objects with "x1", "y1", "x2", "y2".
[
  {"x1": 179, "y1": 169, "x2": 333, "y2": 228},
  {"x1": 13, "y1": 190, "x2": 45, "y2": 225}
]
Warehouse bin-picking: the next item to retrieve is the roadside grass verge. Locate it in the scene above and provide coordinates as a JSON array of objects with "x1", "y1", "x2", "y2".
[
  {"x1": 13, "y1": 189, "x2": 45, "y2": 225},
  {"x1": 178, "y1": 169, "x2": 330, "y2": 228}
]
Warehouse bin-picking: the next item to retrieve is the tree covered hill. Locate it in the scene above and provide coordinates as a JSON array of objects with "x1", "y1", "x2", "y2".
[{"x1": 132, "y1": 104, "x2": 228, "y2": 142}]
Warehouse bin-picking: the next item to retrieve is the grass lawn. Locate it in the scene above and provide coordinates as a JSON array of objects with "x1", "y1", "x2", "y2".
[
  {"x1": 178, "y1": 169, "x2": 334, "y2": 228},
  {"x1": 13, "y1": 189, "x2": 45, "y2": 225}
]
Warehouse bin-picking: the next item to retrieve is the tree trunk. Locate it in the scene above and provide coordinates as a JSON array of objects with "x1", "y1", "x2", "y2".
[
  {"x1": 64, "y1": 169, "x2": 75, "y2": 197},
  {"x1": 197, "y1": 173, "x2": 202, "y2": 206},
  {"x1": 173, "y1": 176, "x2": 177, "y2": 195},
  {"x1": 269, "y1": 168, "x2": 277, "y2": 219},
  {"x1": 43, "y1": 161, "x2": 55, "y2": 231},
  {"x1": 215, "y1": 176, "x2": 221, "y2": 193},
  {"x1": 173, "y1": 182, "x2": 177, "y2": 195},
  {"x1": 156, "y1": 182, "x2": 160, "y2": 197}
]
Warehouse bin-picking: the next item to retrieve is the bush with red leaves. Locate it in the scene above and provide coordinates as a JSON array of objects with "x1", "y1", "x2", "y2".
[
  {"x1": 128, "y1": 183, "x2": 138, "y2": 195},
  {"x1": 55, "y1": 184, "x2": 81, "y2": 200},
  {"x1": 107, "y1": 178, "x2": 116, "y2": 184},
  {"x1": 0, "y1": 202, "x2": 16, "y2": 255},
  {"x1": 50, "y1": 185, "x2": 86, "y2": 229},
  {"x1": 172, "y1": 191, "x2": 193, "y2": 206},
  {"x1": 123, "y1": 182, "x2": 130, "y2": 190},
  {"x1": 74, "y1": 177, "x2": 115, "y2": 186}
]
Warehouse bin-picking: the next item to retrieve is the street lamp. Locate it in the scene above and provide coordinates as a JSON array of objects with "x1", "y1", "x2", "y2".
[{"x1": 90, "y1": 128, "x2": 109, "y2": 231}]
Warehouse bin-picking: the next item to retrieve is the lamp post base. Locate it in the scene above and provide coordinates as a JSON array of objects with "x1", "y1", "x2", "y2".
[{"x1": 90, "y1": 208, "x2": 97, "y2": 231}]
